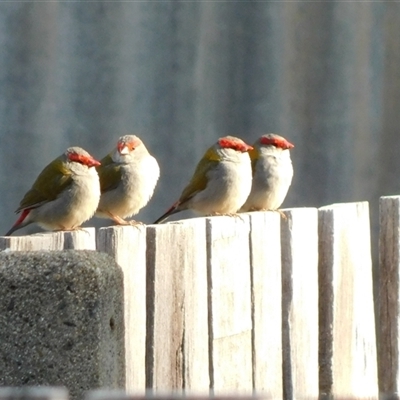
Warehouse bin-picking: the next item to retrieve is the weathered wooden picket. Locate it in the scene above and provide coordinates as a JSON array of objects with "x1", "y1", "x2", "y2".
[{"x1": 2, "y1": 196, "x2": 400, "y2": 399}]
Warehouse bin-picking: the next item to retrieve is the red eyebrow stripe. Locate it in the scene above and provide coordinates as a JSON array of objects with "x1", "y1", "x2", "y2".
[
  {"x1": 218, "y1": 138, "x2": 253, "y2": 152},
  {"x1": 260, "y1": 136, "x2": 294, "y2": 149},
  {"x1": 68, "y1": 153, "x2": 101, "y2": 167}
]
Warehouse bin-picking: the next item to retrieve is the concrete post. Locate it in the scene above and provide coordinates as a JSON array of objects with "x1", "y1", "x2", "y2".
[{"x1": 0, "y1": 251, "x2": 125, "y2": 400}]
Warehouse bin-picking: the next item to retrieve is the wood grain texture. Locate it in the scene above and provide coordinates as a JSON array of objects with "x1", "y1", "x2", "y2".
[
  {"x1": 319, "y1": 202, "x2": 378, "y2": 399},
  {"x1": 0, "y1": 234, "x2": 55, "y2": 251},
  {"x1": 146, "y1": 219, "x2": 209, "y2": 391},
  {"x1": 281, "y1": 208, "x2": 319, "y2": 400},
  {"x1": 97, "y1": 225, "x2": 147, "y2": 393},
  {"x1": 52, "y1": 228, "x2": 96, "y2": 250},
  {"x1": 0, "y1": 228, "x2": 96, "y2": 251},
  {"x1": 248, "y1": 211, "x2": 282, "y2": 398},
  {"x1": 379, "y1": 196, "x2": 400, "y2": 395},
  {"x1": 206, "y1": 215, "x2": 252, "y2": 393}
]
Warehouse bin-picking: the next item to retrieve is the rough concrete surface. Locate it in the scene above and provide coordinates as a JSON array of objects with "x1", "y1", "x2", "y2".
[
  {"x1": 0, "y1": 251, "x2": 125, "y2": 400},
  {"x1": 0, "y1": 387, "x2": 68, "y2": 400}
]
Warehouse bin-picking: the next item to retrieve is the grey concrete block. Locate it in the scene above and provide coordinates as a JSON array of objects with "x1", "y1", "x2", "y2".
[
  {"x1": 0, "y1": 251, "x2": 125, "y2": 400},
  {"x1": 0, "y1": 387, "x2": 68, "y2": 400}
]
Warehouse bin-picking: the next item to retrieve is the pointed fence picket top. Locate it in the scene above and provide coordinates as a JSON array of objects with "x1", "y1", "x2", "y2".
[
  {"x1": 145, "y1": 219, "x2": 209, "y2": 391},
  {"x1": 318, "y1": 202, "x2": 378, "y2": 399},
  {"x1": 0, "y1": 228, "x2": 96, "y2": 251},
  {"x1": 379, "y1": 196, "x2": 400, "y2": 397},
  {"x1": 206, "y1": 214, "x2": 253, "y2": 394},
  {"x1": 280, "y1": 207, "x2": 319, "y2": 400},
  {"x1": 97, "y1": 225, "x2": 147, "y2": 393},
  {"x1": 248, "y1": 211, "x2": 282, "y2": 398}
]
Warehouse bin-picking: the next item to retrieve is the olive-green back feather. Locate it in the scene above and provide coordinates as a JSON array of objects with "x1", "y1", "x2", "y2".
[
  {"x1": 248, "y1": 147, "x2": 259, "y2": 176},
  {"x1": 178, "y1": 148, "x2": 219, "y2": 205},
  {"x1": 96, "y1": 154, "x2": 122, "y2": 193},
  {"x1": 17, "y1": 158, "x2": 73, "y2": 212}
]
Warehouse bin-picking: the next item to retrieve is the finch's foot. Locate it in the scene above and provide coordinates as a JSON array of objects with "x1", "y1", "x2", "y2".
[
  {"x1": 55, "y1": 226, "x2": 91, "y2": 234},
  {"x1": 55, "y1": 226, "x2": 80, "y2": 231},
  {"x1": 275, "y1": 209, "x2": 287, "y2": 219},
  {"x1": 128, "y1": 220, "x2": 145, "y2": 228},
  {"x1": 107, "y1": 212, "x2": 145, "y2": 228},
  {"x1": 108, "y1": 213, "x2": 130, "y2": 225}
]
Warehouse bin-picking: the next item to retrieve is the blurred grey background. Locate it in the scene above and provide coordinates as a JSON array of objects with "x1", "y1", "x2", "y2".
[{"x1": 1, "y1": 1, "x2": 400, "y2": 249}]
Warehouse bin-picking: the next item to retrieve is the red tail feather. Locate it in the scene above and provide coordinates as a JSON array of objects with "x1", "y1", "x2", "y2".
[
  {"x1": 5, "y1": 209, "x2": 32, "y2": 236},
  {"x1": 153, "y1": 202, "x2": 180, "y2": 224}
]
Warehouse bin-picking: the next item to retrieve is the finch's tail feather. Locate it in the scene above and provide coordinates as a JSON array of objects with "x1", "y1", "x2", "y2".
[
  {"x1": 4, "y1": 209, "x2": 32, "y2": 236},
  {"x1": 153, "y1": 202, "x2": 181, "y2": 224}
]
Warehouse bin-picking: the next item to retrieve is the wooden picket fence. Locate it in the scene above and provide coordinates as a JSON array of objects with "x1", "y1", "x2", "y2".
[{"x1": 2, "y1": 196, "x2": 400, "y2": 399}]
